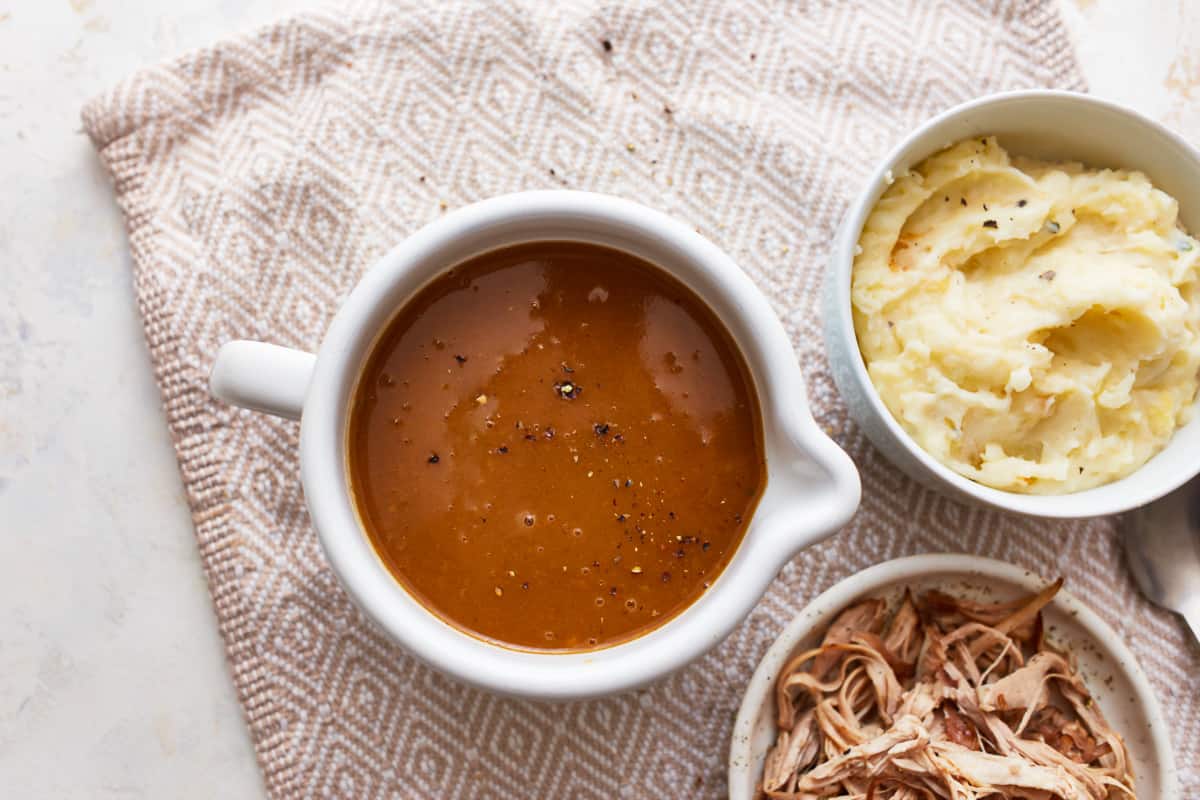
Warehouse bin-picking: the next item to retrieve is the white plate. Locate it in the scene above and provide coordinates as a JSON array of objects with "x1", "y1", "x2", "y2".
[{"x1": 728, "y1": 554, "x2": 1178, "y2": 799}]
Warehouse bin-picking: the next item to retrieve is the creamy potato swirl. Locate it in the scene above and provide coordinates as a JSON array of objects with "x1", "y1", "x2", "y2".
[{"x1": 853, "y1": 137, "x2": 1200, "y2": 493}]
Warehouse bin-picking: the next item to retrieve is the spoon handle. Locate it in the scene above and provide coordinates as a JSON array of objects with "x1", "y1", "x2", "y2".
[{"x1": 1181, "y1": 594, "x2": 1200, "y2": 648}]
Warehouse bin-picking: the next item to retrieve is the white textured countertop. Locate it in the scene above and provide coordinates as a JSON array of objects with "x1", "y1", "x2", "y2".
[{"x1": 1, "y1": 1, "x2": 1196, "y2": 796}]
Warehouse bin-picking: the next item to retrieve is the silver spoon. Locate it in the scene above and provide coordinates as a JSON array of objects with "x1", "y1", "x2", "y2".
[{"x1": 1123, "y1": 474, "x2": 1200, "y2": 645}]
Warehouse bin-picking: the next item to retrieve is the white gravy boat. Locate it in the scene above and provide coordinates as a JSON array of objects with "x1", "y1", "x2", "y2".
[{"x1": 209, "y1": 191, "x2": 860, "y2": 699}]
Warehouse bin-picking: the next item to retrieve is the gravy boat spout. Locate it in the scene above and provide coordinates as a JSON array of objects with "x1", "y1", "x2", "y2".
[{"x1": 754, "y1": 419, "x2": 862, "y2": 569}]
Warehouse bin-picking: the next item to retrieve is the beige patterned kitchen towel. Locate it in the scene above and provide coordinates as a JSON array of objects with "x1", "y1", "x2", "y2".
[{"x1": 82, "y1": 1, "x2": 1196, "y2": 796}]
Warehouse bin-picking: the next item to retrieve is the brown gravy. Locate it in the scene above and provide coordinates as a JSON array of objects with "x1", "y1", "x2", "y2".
[{"x1": 348, "y1": 241, "x2": 766, "y2": 651}]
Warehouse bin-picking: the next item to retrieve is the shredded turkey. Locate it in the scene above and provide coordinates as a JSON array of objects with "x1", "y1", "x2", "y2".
[{"x1": 761, "y1": 580, "x2": 1135, "y2": 799}]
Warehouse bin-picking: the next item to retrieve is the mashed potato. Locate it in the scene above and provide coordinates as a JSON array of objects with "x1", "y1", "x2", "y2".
[{"x1": 853, "y1": 137, "x2": 1200, "y2": 493}]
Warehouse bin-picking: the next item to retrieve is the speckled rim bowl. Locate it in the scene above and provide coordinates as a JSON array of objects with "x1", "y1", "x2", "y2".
[
  {"x1": 822, "y1": 90, "x2": 1200, "y2": 517},
  {"x1": 728, "y1": 554, "x2": 1178, "y2": 800}
]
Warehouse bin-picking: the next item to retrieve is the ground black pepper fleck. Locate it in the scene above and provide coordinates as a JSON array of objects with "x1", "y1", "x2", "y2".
[
  {"x1": 497, "y1": 445, "x2": 509, "y2": 454},
  {"x1": 960, "y1": 198, "x2": 967, "y2": 206},
  {"x1": 602, "y1": 38, "x2": 612, "y2": 52},
  {"x1": 1018, "y1": 199, "x2": 1027, "y2": 207},
  {"x1": 983, "y1": 220, "x2": 998, "y2": 229},
  {"x1": 594, "y1": 422, "x2": 610, "y2": 436},
  {"x1": 427, "y1": 453, "x2": 440, "y2": 464},
  {"x1": 454, "y1": 354, "x2": 467, "y2": 364}
]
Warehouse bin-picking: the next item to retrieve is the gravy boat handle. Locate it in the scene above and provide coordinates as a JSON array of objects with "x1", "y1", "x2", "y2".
[{"x1": 209, "y1": 340, "x2": 317, "y2": 420}]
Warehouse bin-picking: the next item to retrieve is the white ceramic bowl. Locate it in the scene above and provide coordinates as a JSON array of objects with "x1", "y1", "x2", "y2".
[
  {"x1": 823, "y1": 90, "x2": 1200, "y2": 517},
  {"x1": 728, "y1": 554, "x2": 1179, "y2": 800},
  {"x1": 210, "y1": 190, "x2": 861, "y2": 700}
]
